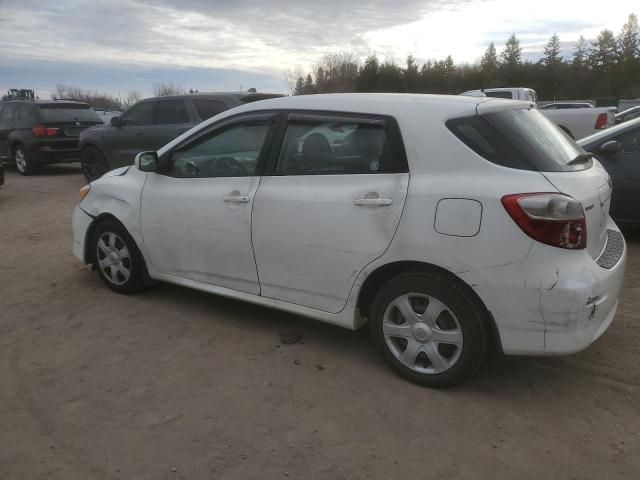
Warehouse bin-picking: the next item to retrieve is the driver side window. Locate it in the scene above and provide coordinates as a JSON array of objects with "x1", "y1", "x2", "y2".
[
  {"x1": 615, "y1": 127, "x2": 640, "y2": 153},
  {"x1": 168, "y1": 121, "x2": 270, "y2": 178}
]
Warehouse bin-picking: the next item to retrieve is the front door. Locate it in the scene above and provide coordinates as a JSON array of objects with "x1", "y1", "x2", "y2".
[
  {"x1": 0, "y1": 103, "x2": 17, "y2": 159},
  {"x1": 140, "y1": 113, "x2": 279, "y2": 294},
  {"x1": 597, "y1": 125, "x2": 640, "y2": 222},
  {"x1": 251, "y1": 112, "x2": 410, "y2": 313},
  {"x1": 108, "y1": 100, "x2": 157, "y2": 168}
]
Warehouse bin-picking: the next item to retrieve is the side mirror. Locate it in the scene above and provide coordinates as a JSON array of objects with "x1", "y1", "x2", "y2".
[
  {"x1": 599, "y1": 140, "x2": 621, "y2": 154},
  {"x1": 135, "y1": 151, "x2": 158, "y2": 172},
  {"x1": 110, "y1": 116, "x2": 121, "y2": 127}
]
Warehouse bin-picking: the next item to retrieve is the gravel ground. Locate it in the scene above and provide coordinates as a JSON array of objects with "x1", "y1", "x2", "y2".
[{"x1": 1, "y1": 164, "x2": 639, "y2": 480}]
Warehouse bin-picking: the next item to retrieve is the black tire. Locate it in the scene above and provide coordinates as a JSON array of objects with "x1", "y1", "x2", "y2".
[
  {"x1": 81, "y1": 146, "x2": 110, "y2": 182},
  {"x1": 369, "y1": 271, "x2": 489, "y2": 388},
  {"x1": 91, "y1": 219, "x2": 147, "y2": 294},
  {"x1": 13, "y1": 144, "x2": 37, "y2": 176}
]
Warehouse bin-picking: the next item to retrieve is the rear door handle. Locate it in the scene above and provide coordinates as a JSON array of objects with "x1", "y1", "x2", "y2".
[
  {"x1": 354, "y1": 197, "x2": 393, "y2": 206},
  {"x1": 223, "y1": 194, "x2": 250, "y2": 203}
]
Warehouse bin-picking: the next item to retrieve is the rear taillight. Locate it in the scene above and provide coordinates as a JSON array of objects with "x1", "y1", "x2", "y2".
[
  {"x1": 32, "y1": 125, "x2": 59, "y2": 137},
  {"x1": 502, "y1": 193, "x2": 586, "y2": 249},
  {"x1": 594, "y1": 113, "x2": 608, "y2": 129}
]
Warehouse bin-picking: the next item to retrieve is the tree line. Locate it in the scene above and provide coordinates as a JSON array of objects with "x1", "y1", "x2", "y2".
[{"x1": 291, "y1": 13, "x2": 640, "y2": 101}]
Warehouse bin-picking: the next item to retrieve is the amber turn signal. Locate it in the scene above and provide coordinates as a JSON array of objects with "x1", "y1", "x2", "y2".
[{"x1": 79, "y1": 184, "x2": 91, "y2": 200}]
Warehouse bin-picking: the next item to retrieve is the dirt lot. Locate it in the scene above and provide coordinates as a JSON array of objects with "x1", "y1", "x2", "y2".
[{"x1": 0, "y1": 165, "x2": 639, "y2": 480}]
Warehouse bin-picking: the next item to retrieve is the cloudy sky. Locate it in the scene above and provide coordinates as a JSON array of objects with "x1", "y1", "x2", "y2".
[{"x1": 0, "y1": 0, "x2": 637, "y2": 98}]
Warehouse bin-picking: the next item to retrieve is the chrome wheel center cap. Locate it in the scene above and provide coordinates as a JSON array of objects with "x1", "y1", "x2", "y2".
[
  {"x1": 413, "y1": 324, "x2": 431, "y2": 342},
  {"x1": 108, "y1": 252, "x2": 119, "y2": 264}
]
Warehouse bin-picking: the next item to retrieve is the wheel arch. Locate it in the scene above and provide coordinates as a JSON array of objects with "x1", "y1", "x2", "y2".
[
  {"x1": 84, "y1": 212, "x2": 153, "y2": 285},
  {"x1": 355, "y1": 260, "x2": 503, "y2": 353}
]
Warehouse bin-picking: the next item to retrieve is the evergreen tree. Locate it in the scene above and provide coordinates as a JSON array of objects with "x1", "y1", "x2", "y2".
[
  {"x1": 618, "y1": 13, "x2": 639, "y2": 63},
  {"x1": 541, "y1": 33, "x2": 562, "y2": 66},
  {"x1": 500, "y1": 34, "x2": 522, "y2": 67},
  {"x1": 357, "y1": 55, "x2": 380, "y2": 92},
  {"x1": 303, "y1": 74, "x2": 315, "y2": 94},
  {"x1": 588, "y1": 29, "x2": 618, "y2": 72},
  {"x1": 480, "y1": 42, "x2": 498, "y2": 77},
  {"x1": 572, "y1": 35, "x2": 588, "y2": 68},
  {"x1": 294, "y1": 76, "x2": 305, "y2": 95}
]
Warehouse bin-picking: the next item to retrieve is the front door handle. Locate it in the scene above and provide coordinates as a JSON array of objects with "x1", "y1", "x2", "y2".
[
  {"x1": 223, "y1": 194, "x2": 250, "y2": 203},
  {"x1": 354, "y1": 197, "x2": 393, "y2": 206}
]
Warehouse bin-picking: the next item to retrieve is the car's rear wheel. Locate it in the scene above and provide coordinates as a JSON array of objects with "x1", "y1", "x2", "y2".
[
  {"x1": 81, "y1": 146, "x2": 110, "y2": 182},
  {"x1": 369, "y1": 271, "x2": 489, "y2": 387},
  {"x1": 13, "y1": 144, "x2": 36, "y2": 176},
  {"x1": 92, "y1": 220, "x2": 146, "y2": 294}
]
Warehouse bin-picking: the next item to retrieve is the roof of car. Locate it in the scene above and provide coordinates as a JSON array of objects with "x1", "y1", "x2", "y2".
[
  {"x1": 2, "y1": 99, "x2": 91, "y2": 107},
  {"x1": 137, "y1": 92, "x2": 284, "y2": 102}
]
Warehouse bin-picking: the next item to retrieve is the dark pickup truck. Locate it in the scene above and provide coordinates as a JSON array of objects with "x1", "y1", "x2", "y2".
[{"x1": 78, "y1": 91, "x2": 283, "y2": 181}]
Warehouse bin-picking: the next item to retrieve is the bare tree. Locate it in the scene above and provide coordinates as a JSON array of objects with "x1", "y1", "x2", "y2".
[
  {"x1": 49, "y1": 84, "x2": 121, "y2": 110},
  {"x1": 151, "y1": 81, "x2": 185, "y2": 97},
  {"x1": 123, "y1": 90, "x2": 142, "y2": 109}
]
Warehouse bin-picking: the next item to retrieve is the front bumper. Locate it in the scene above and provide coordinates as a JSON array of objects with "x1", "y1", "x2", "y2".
[
  {"x1": 72, "y1": 205, "x2": 93, "y2": 263},
  {"x1": 458, "y1": 221, "x2": 627, "y2": 356}
]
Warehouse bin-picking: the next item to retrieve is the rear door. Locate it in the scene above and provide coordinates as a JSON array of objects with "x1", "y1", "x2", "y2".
[
  {"x1": 152, "y1": 98, "x2": 193, "y2": 148},
  {"x1": 251, "y1": 112, "x2": 409, "y2": 313},
  {"x1": 594, "y1": 125, "x2": 640, "y2": 222},
  {"x1": 108, "y1": 101, "x2": 156, "y2": 167}
]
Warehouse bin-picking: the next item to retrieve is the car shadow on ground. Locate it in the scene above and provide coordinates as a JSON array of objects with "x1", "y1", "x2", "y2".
[
  {"x1": 135, "y1": 279, "x2": 616, "y2": 396},
  {"x1": 621, "y1": 225, "x2": 640, "y2": 243},
  {"x1": 2, "y1": 163, "x2": 82, "y2": 177}
]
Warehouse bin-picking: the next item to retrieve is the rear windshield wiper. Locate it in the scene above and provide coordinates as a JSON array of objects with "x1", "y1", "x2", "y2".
[{"x1": 567, "y1": 152, "x2": 594, "y2": 166}]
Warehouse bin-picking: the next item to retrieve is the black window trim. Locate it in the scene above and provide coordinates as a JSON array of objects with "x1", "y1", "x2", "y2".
[
  {"x1": 263, "y1": 109, "x2": 408, "y2": 176},
  {"x1": 157, "y1": 110, "x2": 283, "y2": 178}
]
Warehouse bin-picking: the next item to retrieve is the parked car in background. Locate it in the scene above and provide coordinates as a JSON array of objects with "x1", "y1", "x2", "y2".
[
  {"x1": 0, "y1": 99, "x2": 103, "y2": 175},
  {"x1": 461, "y1": 87, "x2": 615, "y2": 139},
  {"x1": 578, "y1": 117, "x2": 640, "y2": 224},
  {"x1": 0, "y1": 162, "x2": 4, "y2": 187},
  {"x1": 79, "y1": 91, "x2": 284, "y2": 181},
  {"x1": 540, "y1": 102, "x2": 594, "y2": 110},
  {"x1": 72, "y1": 94, "x2": 625, "y2": 387},
  {"x1": 614, "y1": 105, "x2": 640, "y2": 124}
]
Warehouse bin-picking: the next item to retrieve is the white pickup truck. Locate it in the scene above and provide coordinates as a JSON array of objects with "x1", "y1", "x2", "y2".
[{"x1": 461, "y1": 87, "x2": 615, "y2": 139}]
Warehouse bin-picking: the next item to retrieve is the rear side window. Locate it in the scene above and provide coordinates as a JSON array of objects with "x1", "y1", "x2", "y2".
[
  {"x1": 0, "y1": 103, "x2": 17, "y2": 123},
  {"x1": 446, "y1": 116, "x2": 531, "y2": 170},
  {"x1": 482, "y1": 108, "x2": 587, "y2": 171},
  {"x1": 193, "y1": 99, "x2": 228, "y2": 121},
  {"x1": 18, "y1": 104, "x2": 37, "y2": 123},
  {"x1": 448, "y1": 109, "x2": 589, "y2": 172},
  {"x1": 275, "y1": 115, "x2": 407, "y2": 175},
  {"x1": 155, "y1": 99, "x2": 189, "y2": 125},
  {"x1": 38, "y1": 104, "x2": 101, "y2": 123}
]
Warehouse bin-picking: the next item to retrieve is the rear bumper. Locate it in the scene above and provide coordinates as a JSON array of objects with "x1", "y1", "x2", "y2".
[
  {"x1": 458, "y1": 220, "x2": 627, "y2": 355},
  {"x1": 25, "y1": 140, "x2": 81, "y2": 165},
  {"x1": 72, "y1": 206, "x2": 93, "y2": 263}
]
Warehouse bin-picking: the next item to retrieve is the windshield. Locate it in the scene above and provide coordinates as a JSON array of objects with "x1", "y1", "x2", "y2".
[
  {"x1": 482, "y1": 108, "x2": 588, "y2": 171},
  {"x1": 38, "y1": 104, "x2": 101, "y2": 123}
]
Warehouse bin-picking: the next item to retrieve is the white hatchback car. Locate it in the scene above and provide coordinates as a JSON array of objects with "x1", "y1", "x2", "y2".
[{"x1": 73, "y1": 94, "x2": 626, "y2": 387}]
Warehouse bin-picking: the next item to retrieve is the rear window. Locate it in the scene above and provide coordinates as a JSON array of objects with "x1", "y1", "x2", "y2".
[
  {"x1": 484, "y1": 91, "x2": 514, "y2": 99},
  {"x1": 38, "y1": 104, "x2": 101, "y2": 123},
  {"x1": 447, "y1": 108, "x2": 589, "y2": 172}
]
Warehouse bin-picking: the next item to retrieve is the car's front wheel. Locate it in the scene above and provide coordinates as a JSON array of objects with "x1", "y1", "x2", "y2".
[
  {"x1": 81, "y1": 146, "x2": 110, "y2": 182},
  {"x1": 92, "y1": 219, "x2": 146, "y2": 294},
  {"x1": 13, "y1": 144, "x2": 36, "y2": 176},
  {"x1": 369, "y1": 271, "x2": 489, "y2": 387}
]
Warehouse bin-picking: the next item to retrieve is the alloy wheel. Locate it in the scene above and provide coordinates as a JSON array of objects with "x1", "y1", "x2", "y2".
[{"x1": 96, "y1": 232, "x2": 132, "y2": 286}]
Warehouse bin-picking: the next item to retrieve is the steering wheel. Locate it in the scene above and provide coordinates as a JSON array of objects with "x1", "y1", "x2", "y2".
[{"x1": 211, "y1": 156, "x2": 248, "y2": 176}]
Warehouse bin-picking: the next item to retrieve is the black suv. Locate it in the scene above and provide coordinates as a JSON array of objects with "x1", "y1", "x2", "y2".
[
  {"x1": 0, "y1": 100, "x2": 102, "y2": 175},
  {"x1": 78, "y1": 91, "x2": 283, "y2": 181}
]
